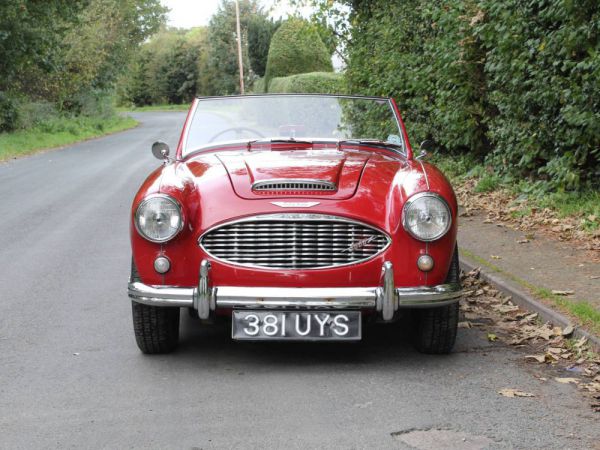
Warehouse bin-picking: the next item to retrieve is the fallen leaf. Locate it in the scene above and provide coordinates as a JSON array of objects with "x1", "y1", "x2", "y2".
[
  {"x1": 516, "y1": 239, "x2": 530, "y2": 244},
  {"x1": 525, "y1": 354, "x2": 547, "y2": 363},
  {"x1": 498, "y1": 388, "x2": 535, "y2": 398},
  {"x1": 458, "y1": 321, "x2": 472, "y2": 329},
  {"x1": 487, "y1": 333, "x2": 498, "y2": 342},
  {"x1": 574, "y1": 337, "x2": 588, "y2": 348},
  {"x1": 491, "y1": 255, "x2": 502, "y2": 260},
  {"x1": 523, "y1": 313, "x2": 538, "y2": 322},
  {"x1": 591, "y1": 275, "x2": 600, "y2": 280},
  {"x1": 561, "y1": 325, "x2": 575, "y2": 336},
  {"x1": 493, "y1": 304, "x2": 519, "y2": 313},
  {"x1": 552, "y1": 290, "x2": 575, "y2": 296},
  {"x1": 555, "y1": 377, "x2": 579, "y2": 385},
  {"x1": 547, "y1": 347, "x2": 564, "y2": 355}
]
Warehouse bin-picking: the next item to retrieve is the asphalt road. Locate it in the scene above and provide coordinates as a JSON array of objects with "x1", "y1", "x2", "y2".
[{"x1": 1, "y1": 112, "x2": 598, "y2": 449}]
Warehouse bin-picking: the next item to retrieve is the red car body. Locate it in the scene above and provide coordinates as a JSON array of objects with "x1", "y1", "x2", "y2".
[{"x1": 128, "y1": 95, "x2": 462, "y2": 354}]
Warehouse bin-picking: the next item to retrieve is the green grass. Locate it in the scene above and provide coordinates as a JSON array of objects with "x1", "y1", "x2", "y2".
[
  {"x1": 116, "y1": 103, "x2": 190, "y2": 112},
  {"x1": 460, "y1": 248, "x2": 600, "y2": 336},
  {"x1": 0, "y1": 115, "x2": 138, "y2": 161}
]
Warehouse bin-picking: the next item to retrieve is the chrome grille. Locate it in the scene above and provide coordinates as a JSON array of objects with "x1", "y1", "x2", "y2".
[
  {"x1": 200, "y1": 214, "x2": 390, "y2": 269},
  {"x1": 252, "y1": 179, "x2": 336, "y2": 193}
]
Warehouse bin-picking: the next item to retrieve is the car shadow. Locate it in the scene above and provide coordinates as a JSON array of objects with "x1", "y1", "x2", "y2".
[{"x1": 175, "y1": 312, "x2": 480, "y2": 368}]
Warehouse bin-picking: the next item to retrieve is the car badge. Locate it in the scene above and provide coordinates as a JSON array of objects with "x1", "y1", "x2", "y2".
[
  {"x1": 271, "y1": 201, "x2": 320, "y2": 208},
  {"x1": 341, "y1": 236, "x2": 378, "y2": 253}
]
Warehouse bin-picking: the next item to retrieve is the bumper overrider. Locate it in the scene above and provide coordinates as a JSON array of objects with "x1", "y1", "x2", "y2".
[{"x1": 128, "y1": 260, "x2": 462, "y2": 321}]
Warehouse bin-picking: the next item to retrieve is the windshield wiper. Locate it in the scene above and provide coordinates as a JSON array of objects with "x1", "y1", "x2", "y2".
[
  {"x1": 337, "y1": 139, "x2": 405, "y2": 153},
  {"x1": 247, "y1": 138, "x2": 315, "y2": 150}
]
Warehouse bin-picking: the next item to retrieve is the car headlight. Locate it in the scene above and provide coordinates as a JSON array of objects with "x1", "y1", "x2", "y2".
[
  {"x1": 135, "y1": 194, "x2": 183, "y2": 243},
  {"x1": 403, "y1": 193, "x2": 451, "y2": 242}
]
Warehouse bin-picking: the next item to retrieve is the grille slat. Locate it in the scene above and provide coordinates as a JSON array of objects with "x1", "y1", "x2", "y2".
[
  {"x1": 200, "y1": 214, "x2": 390, "y2": 270},
  {"x1": 252, "y1": 179, "x2": 337, "y2": 193}
]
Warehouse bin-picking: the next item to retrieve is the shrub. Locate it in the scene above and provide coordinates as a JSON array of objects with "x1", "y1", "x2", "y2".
[
  {"x1": 345, "y1": 0, "x2": 600, "y2": 190},
  {"x1": 0, "y1": 92, "x2": 19, "y2": 132},
  {"x1": 264, "y1": 18, "x2": 333, "y2": 90},
  {"x1": 267, "y1": 72, "x2": 345, "y2": 94}
]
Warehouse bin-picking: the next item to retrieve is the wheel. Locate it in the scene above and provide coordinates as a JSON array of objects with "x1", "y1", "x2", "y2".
[
  {"x1": 413, "y1": 245, "x2": 460, "y2": 354},
  {"x1": 130, "y1": 259, "x2": 180, "y2": 354}
]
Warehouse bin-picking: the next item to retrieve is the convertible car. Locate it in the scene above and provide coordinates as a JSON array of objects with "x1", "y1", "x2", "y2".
[{"x1": 128, "y1": 94, "x2": 462, "y2": 354}]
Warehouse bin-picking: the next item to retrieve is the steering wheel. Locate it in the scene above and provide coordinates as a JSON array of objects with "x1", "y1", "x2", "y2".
[{"x1": 208, "y1": 127, "x2": 265, "y2": 143}]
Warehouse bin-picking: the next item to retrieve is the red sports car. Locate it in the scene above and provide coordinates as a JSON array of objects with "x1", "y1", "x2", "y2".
[{"x1": 128, "y1": 94, "x2": 462, "y2": 354}]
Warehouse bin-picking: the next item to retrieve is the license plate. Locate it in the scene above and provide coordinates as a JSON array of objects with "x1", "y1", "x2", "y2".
[{"x1": 232, "y1": 311, "x2": 361, "y2": 341}]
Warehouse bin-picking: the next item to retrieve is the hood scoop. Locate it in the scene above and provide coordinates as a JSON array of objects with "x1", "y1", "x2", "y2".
[
  {"x1": 252, "y1": 179, "x2": 337, "y2": 194},
  {"x1": 218, "y1": 149, "x2": 370, "y2": 199}
]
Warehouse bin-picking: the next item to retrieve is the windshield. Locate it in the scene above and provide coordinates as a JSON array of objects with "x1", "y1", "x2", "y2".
[{"x1": 183, "y1": 95, "x2": 403, "y2": 156}]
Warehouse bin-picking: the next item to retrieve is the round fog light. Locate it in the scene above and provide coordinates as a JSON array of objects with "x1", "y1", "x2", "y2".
[
  {"x1": 417, "y1": 254, "x2": 434, "y2": 272},
  {"x1": 154, "y1": 256, "x2": 171, "y2": 274}
]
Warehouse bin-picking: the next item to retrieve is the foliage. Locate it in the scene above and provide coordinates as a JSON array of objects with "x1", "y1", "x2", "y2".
[
  {"x1": 313, "y1": 0, "x2": 600, "y2": 191},
  {"x1": 202, "y1": 0, "x2": 276, "y2": 95},
  {"x1": 267, "y1": 72, "x2": 345, "y2": 94},
  {"x1": 477, "y1": 0, "x2": 600, "y2": 190},
  {"x1": 119, "y1": 27, "x2": 209, "y2": 106},
  {"x1": 247, "y1": 15, "x2": 281, "y2": 77},
  {"x1": 0, "y1": 0, "x2": 166, "y2": 132},
  {"x1": 264, "y1": 18, "x2": 333, "y2": 90},
  {"x1": 0, "y1": 92, "x2": 19, "y2": 132}
]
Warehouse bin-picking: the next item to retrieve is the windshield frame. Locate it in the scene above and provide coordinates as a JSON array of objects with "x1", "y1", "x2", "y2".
[{"x1": 179, "y1": 94, "x2": 411, "y2": 159}]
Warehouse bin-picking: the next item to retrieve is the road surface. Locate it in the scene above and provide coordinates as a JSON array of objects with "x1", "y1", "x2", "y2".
[{"x1": 1, "y1": 112, "x2": 598, "y2": 449}]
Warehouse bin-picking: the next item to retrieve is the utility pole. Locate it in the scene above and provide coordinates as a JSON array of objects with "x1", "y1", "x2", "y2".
[{"x1": 234, "y1": 0, "x2": 245, "y2": 94}]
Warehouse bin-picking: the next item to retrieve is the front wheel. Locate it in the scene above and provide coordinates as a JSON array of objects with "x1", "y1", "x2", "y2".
[
  {"x1": 130, "y1": 258, "x2": 180, "y2": 354},
  {"x1": 413, "y1": 245, "x2": 460, "y2": 354},
  {"x1": 132, "y1": 302, "x2": 180, "y2": 354}
]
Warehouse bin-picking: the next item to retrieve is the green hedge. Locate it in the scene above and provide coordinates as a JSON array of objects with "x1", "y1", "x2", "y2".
[
  {"x1": 264, "y1": 18, "x2": 333, "y2": 91},
  {"x1": 267, "y1": 72, "x2": 346, "y2": 94},
  {"x1": 346, "y1": 0, "x2": 600, "y2": 190}
]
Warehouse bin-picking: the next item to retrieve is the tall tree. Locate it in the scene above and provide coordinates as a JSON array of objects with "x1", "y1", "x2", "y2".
[{"x1": 203, "y1": 0, "x2": 274, "y2": 95}]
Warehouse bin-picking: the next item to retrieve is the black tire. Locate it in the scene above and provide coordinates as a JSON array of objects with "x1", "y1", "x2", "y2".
[
  {"x1": 130, "y1": 259, "x2": 180, "y2": 354},
  {"x1": 413, "y1": 245, "x2": 460, "y2": 354}
]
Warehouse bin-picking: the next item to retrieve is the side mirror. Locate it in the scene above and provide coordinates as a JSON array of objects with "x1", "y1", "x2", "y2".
[
  {"x1": 420, "y1": 139, "x2": 435, "y2": 152},
  {"x1": 152, "y1": 141, "x2": 170, "y2": 161},
  {"x1": 417, "y1": 139, "x2": 435, "y2": 159}
]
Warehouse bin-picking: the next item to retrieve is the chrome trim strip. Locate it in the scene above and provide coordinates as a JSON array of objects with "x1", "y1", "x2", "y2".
[
  {"x1": 396, "y1": 283, "x2": 462, "y2": 307},
  {"x1": 128, "y1": 282, "x2": 194, "y2": 307},
  {"x1": 417, "y1": 159, "x2": 430, "y2": 190},
  {"x1": 401, "y1": 192, "x2": 452, "y2": 242},
  {"x1": 252, "y1": 179, "x2": 337, "y2": 192},
  {"x1": 128, "y1": 260, "x2": 463, "y2": 316},
  {"x1": 198, "y1": 213, "x2": 392, "y2": 271},
  {"x1": 216, "y1": 286, "x2": 377, "y2": 309}
]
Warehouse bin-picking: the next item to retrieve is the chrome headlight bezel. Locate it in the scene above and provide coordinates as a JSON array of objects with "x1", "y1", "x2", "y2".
[
  {"x1": 402, "y1": 192, "x2": 452, "y2": 242},
  {"x1": 134, "y1": 194, "x2": 184, "y2": 243}
]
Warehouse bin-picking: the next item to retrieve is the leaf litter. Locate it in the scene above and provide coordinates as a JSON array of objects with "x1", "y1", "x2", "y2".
[
  {"x1": 454, "y1": 179, "x2": 600, "y2": 255},
  {"x1": 461, "y1": 268, "x2": 600, "y2": 411}
]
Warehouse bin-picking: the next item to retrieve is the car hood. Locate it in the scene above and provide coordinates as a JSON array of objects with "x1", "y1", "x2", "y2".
[{"x1": 216, "y1": 149, "x2": 370, "y2": 199}]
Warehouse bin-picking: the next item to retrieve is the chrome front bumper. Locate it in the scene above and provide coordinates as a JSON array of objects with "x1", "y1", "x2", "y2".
[{"x1": 128, "y1": 260, "x2": 462, "y2": 321}]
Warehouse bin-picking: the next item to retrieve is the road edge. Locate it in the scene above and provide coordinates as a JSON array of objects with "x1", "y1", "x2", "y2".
[{"x1": 459, "y1": 256, "x2": 600, "y2": 352}]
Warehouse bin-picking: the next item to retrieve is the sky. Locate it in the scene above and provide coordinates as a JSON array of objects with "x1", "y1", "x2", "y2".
[{"x1": 161, "y1": 0, "x2": 313, "y2": 29}]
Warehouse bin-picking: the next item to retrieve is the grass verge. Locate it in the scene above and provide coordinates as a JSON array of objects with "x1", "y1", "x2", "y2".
[
  {"x1": 0, "y1": 115, "x2": 138, "y2": 161},
  {"x1": 116, "y1": 104, "x2": 190, "y2": 112},
  {"x1": 460, "y1": 248, "x2": 600, "y2": 336}
]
